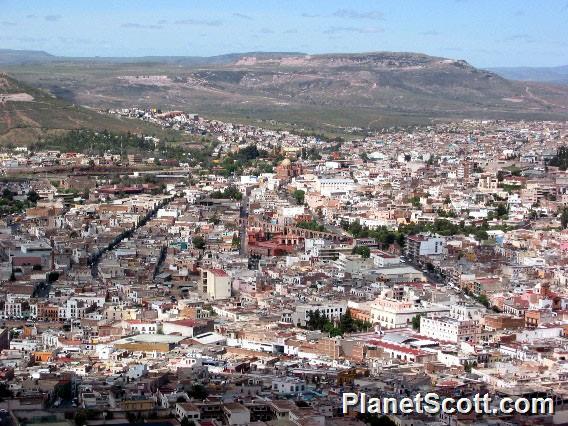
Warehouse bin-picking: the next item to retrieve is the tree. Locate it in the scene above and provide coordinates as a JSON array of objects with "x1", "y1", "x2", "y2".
[
  {"x1": 74, "y1": 409, "x2": 91, "y2": 426},
  {"x1": 210, "y1": 185, "x2": 242, "y2": 200},
  {"x1": 0, "y1": 383, "x2": 13, "y2": 402},
  {"x1": 561, "y1": 207, "x2": 568, "y2": 229},
  {"x1": 357, "y1": 413, "x2": 397, "y2": 426},
  {"x1": 411, "y1": 314, "x2": 423, "y2": 331},
  {"x1": 2, "y1": 189, "x2": 13, "y2": 200},
  {"x1": 306, "y1": 310, "x2": 326, "y2": 330},
  {"x1": 306, "y1": 309, "x2": 370, "y2": 336},
  {"x1": 549, "y1": 146, "x2": 568, "y2": 171},
  {"x1": 211, "y1": 213, "x2": 220, "y2": 225},
  {"x1": 180, "y1": 418, "x2": 196, "y2": 426},
  {"x1": 496, "y1": 203, "x2": 508, "y2": 218},
  {"x1": 27, "y1": 190, "x2": 40, "y2": 203},
  {"x1": 188, "y1": 384, "x2": 208, "y2": 400},
  {"x1": 54, "y1": 381, "x2": 73, "y2": 401},
  {"x1": 296, "y1": 220, "x2": 325, "y2": 232},
  {"x1": 352, "y1": 245, "x2": 371, "y2": 259},
  {"x1": 192, "y1": 236, "x2": 206, "y2": 250},
  {"x1": 292, "y1": 189, "x2": 305, "y2": 205},
  {"x1": 474, "y1": 229, "x2": 489, "y2": 242},
  {"x1": 477, "y1": 294, "x2": 490, "y2": 308},
  {"x1": 126, "y1": 412, "x2": 137, "y2": 423},
  {"x1": 410, "y1": 196, "x2": 421, "y2": 208},
  {"x1": 231, "y1": 234, "x2": 240, "y2": 249}
]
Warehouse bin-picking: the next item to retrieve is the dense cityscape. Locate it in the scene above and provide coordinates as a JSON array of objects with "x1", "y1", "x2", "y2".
[{"x1": 1, "y1": 107, "x2": 568, "y2": 425}]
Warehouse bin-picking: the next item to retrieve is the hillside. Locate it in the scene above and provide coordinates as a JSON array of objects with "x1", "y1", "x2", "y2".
[
  {"x1": 0, "y1": 73, "x2": 179, "y2": 145},
  {"x1": 3, "y1": 50, "x2": 568, "y2": 131},
  {"x1": 0, "y1": 49, "x2": 57, "y2": 65}
]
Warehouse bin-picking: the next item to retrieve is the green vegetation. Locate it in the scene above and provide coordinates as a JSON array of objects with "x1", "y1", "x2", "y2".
[
  {"x1": 183, "y1": 139, "x2": 218, "y2": 167},
  {"x1": 231, "y1": 234, "x2": 240, "y2": 249},
  {"x1": 210, "y1": 185, "x2": 243, "y2": 200},
  {"x1": 411, "y1": 314, "x2": 423, "y2": 330},
  {"x1": 218, "y1": 144, "x2": 271, "y2": 176},
  {"x1": 192, "y1": 235, "x2": 206, "y2": 250},
  {"x1": 437, "y1": 209, "x2": 457, "y2": 218},
  {"x1": 500, "y1": 184, "x2": 520, "y2": 193},
  {"x1": 301, "y1": 147, "x2": 322, "y2": 160},
  {"x1": 31, "y1": 129, "x2": 157, "y2": 156},
  {"x1": 187, "y1": 384, "x2": 208, "y2": 400},
  {"x1": 549, "y1": 146, "x2": 568, "y2": 170},
  {"x1": 403, "y1": 219, "x2": 490, "y2": 242},
  {"x1": 463, "y1": 287, "x2": 491, "y2": 307},
  {"x1": 561, "y1": 207, "x2": 568, "y2": 229},
  {"x1": 296, "y1": 219, "x2": 325, "y2": 232},
  {"x1": 0, "y1": 382, "x2": 13, "y2": 402},
  {"x1": 487, "y1": 203, "x2": 509, "y2": 221},
  {"x1": 0, "y1": 73, "x2": 181, "y2": 146},
  {"x1": 352, "y1": 245, "x2": 371, "y2": 259},
  {"x1": 305, "y1": 309, "x2": 372, "y2": 337},
  {"x1": 54, "y1": 381, "x2": 73, "y2": 401},
  {"x1": 356, "y1": 413, "x2": 396, "y2": 426},
  {"x1": 342, "y1": 218, "x2": 492, "y2": 246},
  {"x1": 341, "y1": 220, "x2": 404, "y2": 248},
  {"x1": 73, "y1": 409, "x2": 98, "y2": 426},
  {"x1": 0, "y1": 188, "x2": 37, "y2": 216},
  {"x1": 292, "y1": 189, "x2": 305, "y2": 205},
  {"x1": 294, "y1": 130, "x2": 344, "y2": 143},
  {"x1": 6, "y1": 53, "x2": 568, "y2": 137},
  {"x1": 504, "y1": 165, "x2": 523, "y2": 176}
]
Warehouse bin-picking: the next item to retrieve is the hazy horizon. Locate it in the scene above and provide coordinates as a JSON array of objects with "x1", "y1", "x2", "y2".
[
  {"x1": 1, "y1": 0, "x2": 568, "y2": 68},
  {"x1": 3, "y1": 47, "x2": 568, "y2": 70}
]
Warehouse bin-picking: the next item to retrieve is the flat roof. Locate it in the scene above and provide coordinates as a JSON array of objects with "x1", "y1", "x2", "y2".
[{"x1": 114, "y1": 334, "x2": 185, "y2": 345}]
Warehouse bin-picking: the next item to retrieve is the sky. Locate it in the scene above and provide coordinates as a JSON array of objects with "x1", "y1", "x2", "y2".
[{"x1": 1, "y1": 0, "x2": 568, "y2": 68}]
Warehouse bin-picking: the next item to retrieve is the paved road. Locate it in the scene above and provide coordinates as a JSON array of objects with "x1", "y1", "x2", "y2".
[
  {"x1": 239, "y1": 196, "x2": 249, "y2": 256},
  {"x1": 89, "y1": 197, "x2": 173, "y2": 277}
]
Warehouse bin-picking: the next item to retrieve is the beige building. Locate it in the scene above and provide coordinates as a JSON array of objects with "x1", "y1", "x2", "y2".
[{"x1": 201, "y1": 268, "x2": 231, "y2": 300}]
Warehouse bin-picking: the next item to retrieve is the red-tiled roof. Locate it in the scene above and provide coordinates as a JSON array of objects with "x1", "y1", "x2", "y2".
[
  {"x1": 165, "y1": 319, "x2": 201, "y2": 327},
  {"x1": 369, "y1": 339, "x2": 427, "y2": 357}
]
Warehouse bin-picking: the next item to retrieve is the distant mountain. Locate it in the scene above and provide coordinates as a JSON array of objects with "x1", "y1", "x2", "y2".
[
  {"x1": 0, "y1": 48, "x2": 305, "y2": 66},
  {"x1": 0, "y1": 73, "x2": 175, "y2": 145},
  {"x1": 2, "y1": 50, "x2": 568, "y2": 130},
  {"x1": 489, "y1": 65, "x2": 568, "y2": 85},
  {"x1": 0, "y1": 49, "x2": 57, "y2": 65}
]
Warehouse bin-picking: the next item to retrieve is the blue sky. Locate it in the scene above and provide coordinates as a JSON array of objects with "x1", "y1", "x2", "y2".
[{"x1": 1, "y1": 0, "x2": 567, "y2": 67}]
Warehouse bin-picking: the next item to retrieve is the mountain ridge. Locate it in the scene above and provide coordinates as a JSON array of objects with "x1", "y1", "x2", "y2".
[{"x1": 2, "y1": 49, "x2": 568, "y2": 131}]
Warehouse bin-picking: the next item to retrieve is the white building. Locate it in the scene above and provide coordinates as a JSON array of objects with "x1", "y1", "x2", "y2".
[
  {"x1": 271, "y1": 377, "x2": 306, "y2": 394},
  {"x1": 315, "y1": 178, "x2": 356, "y2": 197},
  {"x1": 418, "y1": 304, "x2": 484, "y2": 345},
  {"x1": 371, "y1": 250, "x2": 401, "y2": 268},
  {"x1": 3, "y1": 302, "x2": 22, "y2": 319},
  {"x1": 370, "y1": 287, "x2": 450, "y2": 329},
  {"x1": 293, "y1": 302, "x2": 348, "y2": 327},
  {"x1": 406, "y1": 234, "x2": 445, "y2": 259},
  {"x1": 127, "y1": 321, "x2": 158, "y2": 335}
]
